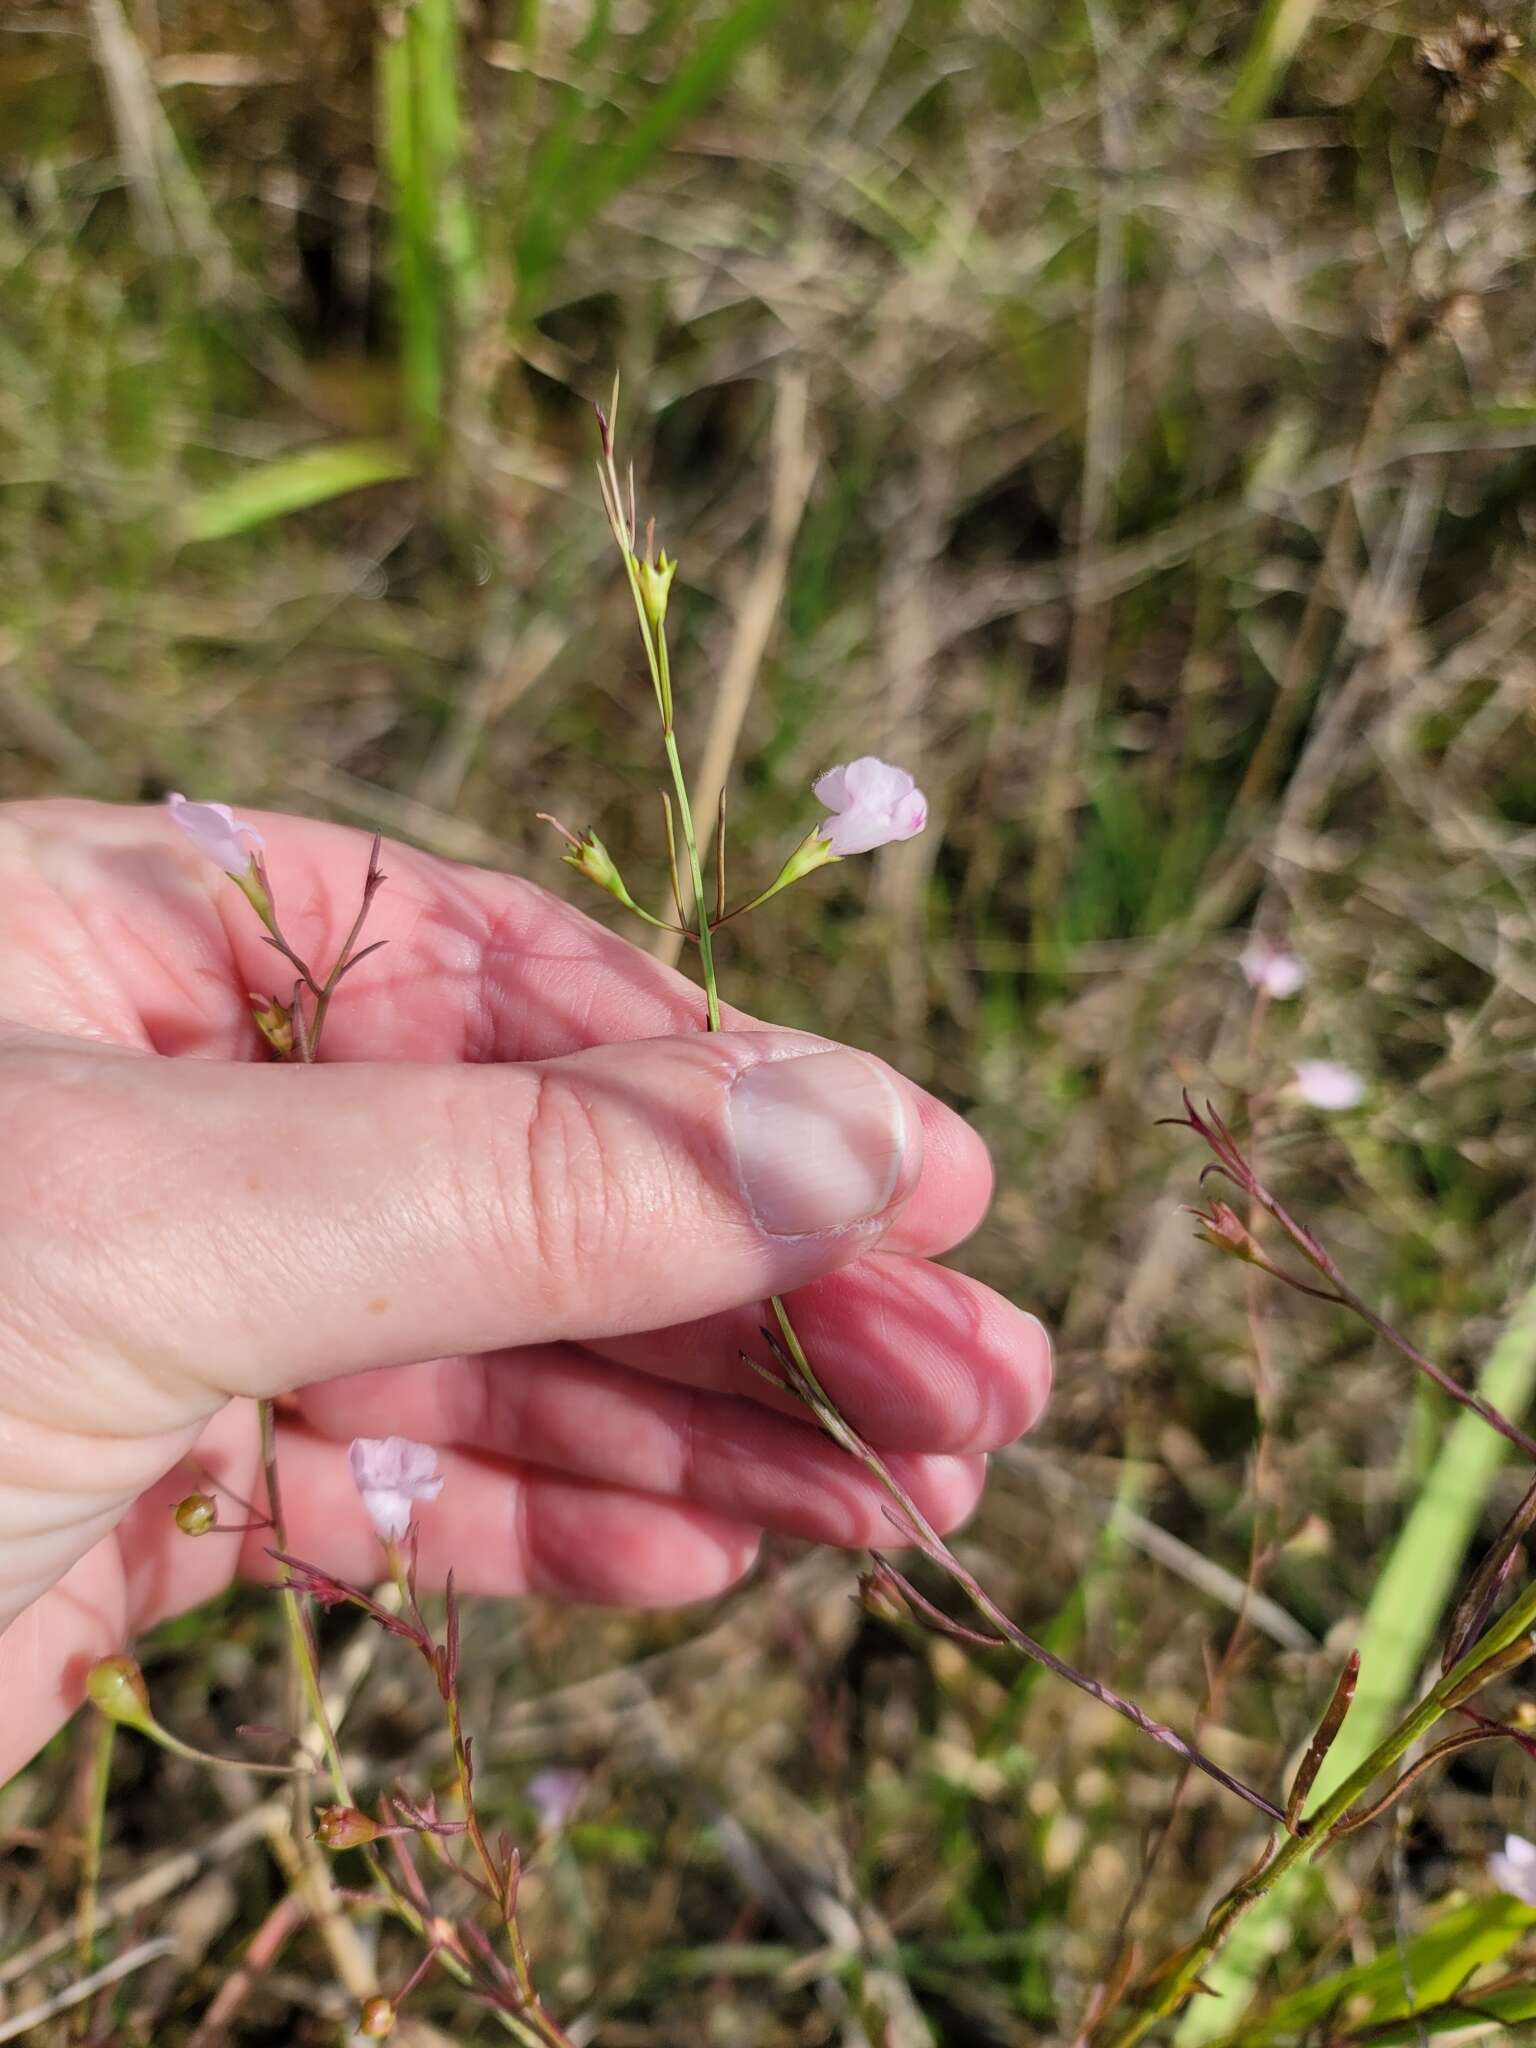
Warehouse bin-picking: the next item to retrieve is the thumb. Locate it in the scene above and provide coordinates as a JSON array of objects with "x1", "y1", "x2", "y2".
[{"x1": 37, "y1": 1031, "x2": 921, "y2": 1413}]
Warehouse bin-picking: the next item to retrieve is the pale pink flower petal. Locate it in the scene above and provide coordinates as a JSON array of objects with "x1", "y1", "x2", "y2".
[
  {"x1": 1293, "y1": 1059, "x2": 1366, "y2": 1111},
  {"x1": 168, "y1": 794, "x2": 265, "y2": 878},
  {"x1": 1240, "y1": 942, "x2": 1307, "y2": 1001},
  {"x1": 1490, "y1": 1833, "x2": 1536, "y2": 1906},
  {"x1": 811, "y1": 764, "x2": 850, "y2": 811},
  {"x1": 842, "y1": 757, "x2": 916, "y2": 809},
  {"x1": 813, "y1": 756, "x2": 928, "y2": 857},
  {"x1": 348, "y1": 1436, "x2": 444, "y2": 1544},
  {"x1": 527, "y1": 1767, "x2": 586, "y2": 1834}
]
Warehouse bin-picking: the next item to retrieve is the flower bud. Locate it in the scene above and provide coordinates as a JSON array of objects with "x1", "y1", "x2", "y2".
[
  {"x1": 536, "y1": 817, "x2": 647, "y2": 917},
  {"x1": 248, "y1": 993, "x2": 295, "y2": 1059},
  {"x1": 86, "y1": 1655, "x2": 157, "y2": 1734},
  {"x1": 358, "y1": 1995, "x2": 397, "y2": 2038},
  {"x1": 173, "y1": 1492, "x2": 218, "y2": 1537},
  {"x1": 1188, "y1": 1200, "x2": 1264, "y2": 1265},
  {"x1": 315, "y1": 1804, "x2": 382, "y2": 1850},
  {"x1": 636, "y1": 547, "x2": 676, "y2": 629},
  {"x1": 856, "y1": 1566, "x2": 912, "y2": 1628},
  {"x1": 746, "y1": 827, "x2": 839, "y2": 913}
]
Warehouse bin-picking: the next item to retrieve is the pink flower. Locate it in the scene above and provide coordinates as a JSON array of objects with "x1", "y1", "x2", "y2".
[
  {"x1": 812, "y1": 758, "x2": 928, "y2": 856},
  {"x1": 348, "y1": 1437, "x2": 444, "y2": 1544},
  {"x1": 1293, "y1": 1059, "x2": 1366, "y2": 1111},
  {"x1": 526, "y1": 1767, "x2": 586, "y2": 1834},
  {"x1": 1490, "y1": 1833, "x2": 1536, "y2": 1906},
  {"x1": 168, "y1": 794, "x2": 265, "y2": 878},
  {"x1": 1240, "y1": 941, "x2": 1307, "y2": 1001}
]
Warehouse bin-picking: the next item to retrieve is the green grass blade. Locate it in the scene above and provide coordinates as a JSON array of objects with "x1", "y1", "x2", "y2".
[
  {"x1": 516, "y1": 0, "x2": 786, "y2": 301},
  {"x1": 177, "y1": 440, "x2": 414, "y2": 543},
  {"x1": 1175, "y1": 1273, "x2": 1536, "y2": 2044},
  {"x1": 377, "y1": 0, "x2": 480, "y2": 445},
  {"x1": 1225, "y1": 0, "x2": 1322, "y2": 131},
  {"x1": 1207, "y1": 1894, "x2": 1536, "y2": 2045}
]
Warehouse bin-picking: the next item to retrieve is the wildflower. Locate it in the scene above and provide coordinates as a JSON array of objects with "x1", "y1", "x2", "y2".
[
  {"x1": 1417, "y1": 17, "x2": 1520, "y2": 126},
  {"x1": 167, "y1": 794, "x2": 265, "y2": 879},
  {"x1": 1240, "y1": 941, "x2": 1307, "y2": 1001},
  {"x1": 527, "y1": 1767, "x2": 586, "y2": 1835},
  {"x1": 348, "y1": 1436, "x2": 444, "y2": 1544},
  {"x1": 1489, "y1": 1832, "x2": 1536, "y2": 1906},
  {"x1": 1292, "y1": 1060, "x2": 1367, "y2": 1111},
  {"x1": 812, "y1": 758, "x2": 928, "y2": 856}
]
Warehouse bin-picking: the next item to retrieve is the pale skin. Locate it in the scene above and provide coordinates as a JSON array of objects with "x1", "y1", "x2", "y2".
[{"x1": 0, "y1": 801, "x2": 1053, "y2": 1777}]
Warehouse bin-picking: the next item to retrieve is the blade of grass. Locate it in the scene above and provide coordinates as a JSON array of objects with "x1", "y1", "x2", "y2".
[
  {"x1": 377, "y1": 0, "x2": 481, "y2": 446},
  {"x1": 515, "y1": 0, "x2": 787, "y2": 303},
  {"x1": 177, "y1": 440, "x2": 414, "y2": 543},
  {"x1": 1225, "y1": 0, "x2": 1323, "y2": 131},
  {"x1": 1174, "y1": 1272, "x2": 1536, "y2": 2045},
  {"x1": 1206, "y1": 1894, "x2": 1536, "y2": 2045}
]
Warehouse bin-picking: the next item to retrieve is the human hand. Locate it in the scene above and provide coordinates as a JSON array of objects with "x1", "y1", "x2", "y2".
[{"x1": 0, "y1": 801, "x2": 1051, "y2": 1776}]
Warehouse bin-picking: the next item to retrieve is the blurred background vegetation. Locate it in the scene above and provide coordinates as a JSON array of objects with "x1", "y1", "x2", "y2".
[{"x1": 4, "y1": 0, "x2": 1536, "y2": 2040}]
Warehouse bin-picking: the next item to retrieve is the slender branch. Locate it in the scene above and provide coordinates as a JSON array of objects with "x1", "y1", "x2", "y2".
[{"x1": 1170, "y1": 1096, "x2": 1536, "y2": 1461}]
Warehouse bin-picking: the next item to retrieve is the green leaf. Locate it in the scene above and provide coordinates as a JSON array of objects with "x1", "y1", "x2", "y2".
[
  {"x1": 177, "y1": 440, "x2": 414, "y2": 543},
  {"x1": 1209, "y1": 1894, "x2": 1536, "y2": 2045}
]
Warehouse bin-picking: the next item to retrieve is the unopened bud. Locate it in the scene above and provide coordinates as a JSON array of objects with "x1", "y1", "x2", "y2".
[
  {"x1": 857, "y1": 1567, "x2": 911, "y2": 1628},
  {"x1": 758, "y1": 826, "x2": 839, "y2": 904},
  {"x1": 315, "y1": 1804, "x2": 382, "y2": 1850},
  {"x1": 233, "y1": 864, "x2": 277, "y2": 934},
  {"x1": 359, "y1": 1995, "x2": 397, "y2": 2038},
  {"x1": 536, "y1": 816, "x2": 645, "y2": 916},
  {"x1": 1187, "y1": 1200, "x2": 1263, "y2": 1265},
  {"x1": 248, "y1": 993, "x2": 295, "y2": 1059},
  {"x1": 173, "y1": 1491, "x2": 218, "y2": 1536},
  {"x1": 636, "y1": 547, "x2": 676, "y2": 629},
  {"x1": 86, "y1": 1655, "x2": 157, "y2": 1734}
]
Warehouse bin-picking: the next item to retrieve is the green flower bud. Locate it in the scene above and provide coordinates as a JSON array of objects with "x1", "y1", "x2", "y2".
[
  {"x1": 635, "y1": 548, "x2": 676, "y2": 629},
  {"x1": 173, "y1": 1492, "x2": 218, "y2": 1536},
  {"x1": 86, "y1": 1655, "x2": 157, "y2": 1734},
  {"x1": 248, "y1": 993, "x2": 295, "y2": 1059}
]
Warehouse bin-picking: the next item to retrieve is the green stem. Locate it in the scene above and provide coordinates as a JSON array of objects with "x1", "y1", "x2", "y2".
[
  {"x1": 72, "y1": 1716, "x2": 115, "y2": 2024},
  {"x1": 1100, "y1": 1571, "x2": 1536, "y2": 2045},
  {"x1": 662, "y1": 727, "x2": 721, "y2": 1031}
]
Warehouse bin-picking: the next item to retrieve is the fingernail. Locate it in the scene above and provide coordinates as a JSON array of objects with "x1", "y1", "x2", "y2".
[{"x1": 729, "y1": 1050, "x2": 913, "y2": 1237}]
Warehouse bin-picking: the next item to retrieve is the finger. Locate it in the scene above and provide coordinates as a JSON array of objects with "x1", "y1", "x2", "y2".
[
  {"x1": 9, "y1": 803, "x2": 993, "y2": 1261},
  {"x1": 238, "y1": 1424, "x2": 762, "y2": 1608},
  {"x1": 17, "y1": 1027, "x2": 929, "y2": 1421},
  {"x1": 590, "y1": 1254, "x2": 1054, "y2": 1454},
  {"x1": 0, "y1": 1404, "x2": 259, "y2": 1781},
  {"x1": 0, "y1": 1545, "x2": 132, "y2": 1782},
  {"x1": 295, "y1": 1353, "x2": 988, "y2": 1547}
]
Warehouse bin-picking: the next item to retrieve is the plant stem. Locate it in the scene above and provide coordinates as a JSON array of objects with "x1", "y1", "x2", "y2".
[
  {"x1": 662, "y1": 728, "x2": 721, "y2": 1029},
  {"x1": 71, "y1": 1716, "x2": 114, "y2": 2036}
]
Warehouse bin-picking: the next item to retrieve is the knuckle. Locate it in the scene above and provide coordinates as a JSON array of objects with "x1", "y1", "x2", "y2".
[{"x1": 499, "y1": 1067, "x2": 627, "y2": 1327}]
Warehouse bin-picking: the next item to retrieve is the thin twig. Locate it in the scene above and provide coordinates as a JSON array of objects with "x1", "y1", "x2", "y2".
[{"x1": 0, "y1": 1937, "x2": 179, "y2": 2043}]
